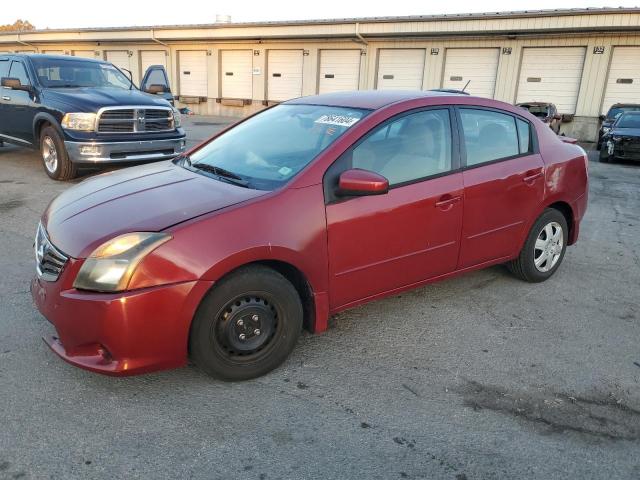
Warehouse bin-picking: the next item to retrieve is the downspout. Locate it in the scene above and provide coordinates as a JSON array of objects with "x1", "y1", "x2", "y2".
[
  {"x1": 355, "y1": 22, "x2": 368, "y2": 45},
  {"x1": 16, "y1": 33, "x2": 38, "y2": 52},
  {"x1": 150, "y1": 29, "x2": 169, "y2": 47}
]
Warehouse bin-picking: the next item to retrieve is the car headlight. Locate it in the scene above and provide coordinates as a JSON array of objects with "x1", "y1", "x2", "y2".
[
  {"x1": 61, "y1": 112, "x2": 97, "y2": 131},
  {"x1": 172, "y1": 107, "x2": 182, "y2": 128},
  {"x1": 601, "y1": 127, "x2": 611, "y2": 135},
  {"x1": 73, "y1": 232, "x2": 171, "y2": 292}
]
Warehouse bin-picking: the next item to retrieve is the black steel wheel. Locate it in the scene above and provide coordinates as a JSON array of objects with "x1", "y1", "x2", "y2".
[{"x1": 190, "y1": 265, "x2": 303, "y2": 381}]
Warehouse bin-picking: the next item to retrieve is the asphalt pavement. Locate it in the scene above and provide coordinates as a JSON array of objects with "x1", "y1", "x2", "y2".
[{"x1": 0, "y1": 119, "x2": 639, "y2": 480}]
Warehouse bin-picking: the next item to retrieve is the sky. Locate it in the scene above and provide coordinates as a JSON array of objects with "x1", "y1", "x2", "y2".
[{"x1": 1, "y1": 0, "x2": 639, "y2": 30}]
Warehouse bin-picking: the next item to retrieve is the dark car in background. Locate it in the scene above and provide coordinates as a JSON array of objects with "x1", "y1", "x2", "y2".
[
  {"x1": 599, "y1": 111, "x2": 640, "y2": 163},
  {"x1": 597, "y1": 103, "x2": 640, "y2": 150},
  {"x1": 516, "y1": 102, "x2": 562, "y2": 134},
  {"x1": 0, "y1": 54, "x2": 184, "y2": 180}
]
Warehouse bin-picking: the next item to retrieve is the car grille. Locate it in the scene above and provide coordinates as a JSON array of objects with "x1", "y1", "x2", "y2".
[
  {"x1": 97, "y1": 107, "x2": 174, "y2": 134},
  {"x1": 34, "y1": 223, "x2": 68, "y2": 282}
]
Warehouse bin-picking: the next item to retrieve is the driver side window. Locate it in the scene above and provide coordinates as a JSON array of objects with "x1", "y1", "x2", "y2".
[
  {"x1": 9, "y1": 61, "x2": 30, "y2": 86},
  {"x1": 351, "y1": 109, "x2": 452, "y2": 186}
]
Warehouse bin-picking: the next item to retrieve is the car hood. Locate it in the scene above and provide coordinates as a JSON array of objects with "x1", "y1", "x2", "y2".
[
  {"x1": 611, "y1": 127, "x2": 640, "y2": 138},
  {"x1": 43, "y1": 161, "x2": 268, "y2": 258},
  {"x1": 43, "y1": 87, "x2": 171, "y2": 112}
]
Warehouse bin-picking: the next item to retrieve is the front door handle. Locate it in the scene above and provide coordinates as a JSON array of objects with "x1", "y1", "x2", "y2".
[
  {"x1": 435, "y1": 194, "x2": 461, "y2": 209},
  {"x1": 1, "y1": 96, "x2": 10, "y2": 101},
  {"x1": 523, "y1": 171, "x2": 543, "y2": 183}
]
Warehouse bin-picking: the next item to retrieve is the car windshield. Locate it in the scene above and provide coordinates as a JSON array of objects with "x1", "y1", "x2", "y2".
[
  {"x1": 608, "y1": 106, "x2": 640, "y2": 120},
  {"x1": 186, "y1": 104, "x2": 369, "y2": 190},
  {"x1": 520, "y1": 105, "x2": 549, "y2": 118},
  {"x1": 615, "y1": 113, "x2": 640, "y2": 129},
  {"x1": 30, "y1": 57, "x2": 132, "y2": 89}
]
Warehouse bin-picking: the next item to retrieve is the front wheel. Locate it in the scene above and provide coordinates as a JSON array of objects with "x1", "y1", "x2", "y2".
[
  {"x1": 40, "y1": 126, "x2": 77, "y2": 181},
  {"x1": 599, "y1": 147, "x2": 611, "y2": 163},
  {"x1": 508, "y1": 209, "x2": 568, "y2": 283},
  {"x1": 189, "y1": 265, "x2": 303, "y2": 381}
]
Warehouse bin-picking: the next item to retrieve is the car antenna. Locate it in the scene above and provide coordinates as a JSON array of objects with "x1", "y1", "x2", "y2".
[{"x1": 462, "y1": 80, "x2": 471, "y2": 93}]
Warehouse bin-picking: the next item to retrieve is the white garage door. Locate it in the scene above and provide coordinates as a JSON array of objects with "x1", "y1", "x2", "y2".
[
  {"x1": 73, "y1": 50, "x2": 96, "y2": 59},
  {"x1": 267, "y1": 50, "x2": 303, "y2": 101},
  {"x1": 179, "y1": 50, "x2": 208, "y2": 97},
  {"x1": 105, "y1": 51, "x2": 131, "y2": 72},
  {"x1": 319, "y1": 49, "x2": 361, "y2": 94},
  {"x1": 516, "y1": 47, "x2": 586, "y2": 114},
  {"x1": 442, "y1": 48, "x2": 499, "y2": 98},
  {"x1": 376, "y1": 49, "x2": 425, "y2": 90},
  {"x1": 140, "y1": 51, "x2": 167, "y2": 74},
  {"x1": 43, "y1": 50, "x2": 64, "y2": 55},
  {"x1": 221, "y1": 50, "x2": 253, "y2": 99},
  {"x1": 601, "y1": 47, "x2": 640, "y2": 114}
]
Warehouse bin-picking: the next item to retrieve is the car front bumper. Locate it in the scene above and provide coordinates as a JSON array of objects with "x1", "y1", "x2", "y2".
[
  {"x1": 31, "y1": 258, "x2": 212, "y2": 376},
  {"x1": 64, "y1": 136, "x2": 187, "y2": 164}
]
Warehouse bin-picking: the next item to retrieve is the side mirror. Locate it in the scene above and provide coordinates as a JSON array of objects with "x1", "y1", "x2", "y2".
[
  {"x1": 144, "y1": 84, "x2": 167, "y2": 94},
  {"x1": 337, "y1": 169, "x2": 389, "y2": 197},
  {"x1": 553, "y1": 114, "x2": 562, "y2": 120},
  {"x1": 598, "y1": 114, "x2": 606, "y2": 122},
  {"x1": 1, "y1": 77, "x2": 31, "y2": 92}
]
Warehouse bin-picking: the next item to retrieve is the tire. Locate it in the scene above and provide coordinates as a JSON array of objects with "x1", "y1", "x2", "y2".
[
  {"x1": 189, "y1": 265, "x2": 303, "y2": 381},
  {"x1": 599, "y1": 147, "x2": 611, "y2": 163},
  {"x1": 508, "y1": 209, "x2": 568, "y2": 283},
  {"x1": 40, "y1": 125, "x2": 77, "y2": 180}
]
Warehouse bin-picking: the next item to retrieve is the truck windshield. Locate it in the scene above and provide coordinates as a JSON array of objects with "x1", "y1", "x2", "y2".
[
  {"x1": 615, "y1": 113, "x2": 640, "y2": 129},
  {"x1": 30, "y1": 57, "x2": 132, "y2": 89},
  {"x1": 185, "y1": 104, "x2": 369, "y2": 190}
]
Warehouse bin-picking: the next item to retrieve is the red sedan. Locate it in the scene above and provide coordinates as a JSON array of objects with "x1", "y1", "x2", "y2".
[{"x1": 31, "y1": 91, "x2": 589, "y2": 380}]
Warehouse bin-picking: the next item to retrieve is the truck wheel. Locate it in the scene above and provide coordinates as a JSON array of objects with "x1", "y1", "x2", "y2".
[
  {"x1": 40, "y1": 126, "x2": 77, "y2": 181},
  {"x1": 599, "y1": 147, "x2": 611, "y2": 164},
  {"x1": 508, "y1": 209, "x2": 568, "y2": 283},
  {"x1": 189, "y1": 265, "x2": 303, "y2": 381}
]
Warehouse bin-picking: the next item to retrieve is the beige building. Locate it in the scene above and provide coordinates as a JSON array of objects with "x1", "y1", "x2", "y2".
[{"x1": 1, "y1": 7, "x2": 640, "y2": 140}]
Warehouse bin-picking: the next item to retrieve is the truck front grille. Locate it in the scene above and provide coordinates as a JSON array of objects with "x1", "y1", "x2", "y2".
[{"x1": 97, "y1": 107, "x2": 174, "y2": 134}]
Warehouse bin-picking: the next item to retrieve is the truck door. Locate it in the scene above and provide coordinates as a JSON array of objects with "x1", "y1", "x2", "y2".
[
  {"x1": 141, "y1": 65, "x2": 174, "y2": 105},
  {"x1": 4, "y1": 60, "x2": 36, "y2": 142}
]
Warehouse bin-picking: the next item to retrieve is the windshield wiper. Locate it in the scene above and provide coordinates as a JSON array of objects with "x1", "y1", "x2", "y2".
[{"x1": 190, "y1": 163, "x2": 250, "y2": 188}]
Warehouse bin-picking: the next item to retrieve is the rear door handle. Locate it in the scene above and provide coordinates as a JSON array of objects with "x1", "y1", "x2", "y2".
[
  {"x1": 435, "y1": 194, "x2": 461, "y2": 209},
  {"x1": 523, "y1": 171, "x2": 543, "y2": 183},
  {"x1": 1, "y1": 96, "x2": 10, "y2": 101}
]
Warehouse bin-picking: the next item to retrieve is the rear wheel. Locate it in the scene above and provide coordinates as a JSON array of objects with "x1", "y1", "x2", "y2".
[
  {"x1": 189, "y1": 265, "x2": 303, "y2": 381},
  {"x1": 40, "y1": 125, "x2": 77, "y2": 181},
  {"x1": 508, "y1": 209, "x2": 568, "y2": 283}
]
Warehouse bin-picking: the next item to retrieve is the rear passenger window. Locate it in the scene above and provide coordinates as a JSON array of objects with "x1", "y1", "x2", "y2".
[
  {"x1": 516, "y1": 118, "x2": 532, "y2": 154},
  {"x1": 0, "y1": 59, "x2": 9, "y2": 81},
  {"x1": 460, "y1": 109, "x2": 519, "y2": 166},
  {"x1": 351, "y1": 109, "x2": 452, "y2": 186}
]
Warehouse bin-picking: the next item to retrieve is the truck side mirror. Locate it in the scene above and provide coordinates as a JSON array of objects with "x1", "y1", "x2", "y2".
[
  {"x1": 144, "y1": 84, "x2": 167, "y2": 94},
  {"x1": 1, "y1": 77, "x2": 31, "y2": 92}
]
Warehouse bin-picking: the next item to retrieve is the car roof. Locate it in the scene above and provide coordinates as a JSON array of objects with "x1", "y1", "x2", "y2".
[
  {"x1": 5, "y1": 53, "x2": 105, "y2": 64},
  {"x1": 516, "y1": 102, "x2": 554, "y2": 106},
  {"x1": 609, "y1": 103, "x2": 640, "y2": 109},
  {"x1": 285, "y1": 90, "x2": 460, "y2": 110}
]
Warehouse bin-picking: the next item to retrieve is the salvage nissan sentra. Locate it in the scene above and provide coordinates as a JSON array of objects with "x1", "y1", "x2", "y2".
[{"x1": 31, "y1": 90, "x2": 589, "y2": 380}]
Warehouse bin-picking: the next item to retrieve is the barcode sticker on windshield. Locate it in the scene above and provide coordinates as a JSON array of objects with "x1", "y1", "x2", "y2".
[{"x1": 315, "y1": 114, "x2": 360, "y2": 127}]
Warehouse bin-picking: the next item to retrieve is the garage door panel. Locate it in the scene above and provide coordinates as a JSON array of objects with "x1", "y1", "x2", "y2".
[
  {"x1": 221, "y1": 50, "x2": 253, "y2": 99},
  {"x1": 179, "y1": 50, "x2": 208, "y2": 97},
  {"x1": 377, "y1": 49, "x2": 425, "y2": 90},
  {"x1": 105, "y1": 51, "x2": 131, "y2": 72},
  {"x1": 442, "y1": 48, "x2": 499, "y2": 98},
  {"x1": 267, "y1": 50, "x2": 303, "y2": 101},
  {"x1": 140, "y1": 51, "x2": 167, "y2": 74},
  {"x1": 516, "y1": 47, "x2": 586, "y2": 114},
  {"x1": 73, "y1": 51, "x2": 96, "y2": 59},
  {"x1": 602, "y1": 47, "x2": 640, "y2": 114},
  {"x1": 319, "y1": 49, "x2": 361, "y2": 94}
]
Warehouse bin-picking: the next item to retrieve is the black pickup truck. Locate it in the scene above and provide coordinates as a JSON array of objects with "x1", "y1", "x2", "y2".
[{"x1": 0, "y1": 54, "x2": 186, "y2": 180}]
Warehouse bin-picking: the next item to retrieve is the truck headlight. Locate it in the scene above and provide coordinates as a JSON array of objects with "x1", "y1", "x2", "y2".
[
  {"x1": 172, "y1": 107, "x2": 182, "y2": 128},
  {"x1": 73, "y1": 232, "x2": 171, "y2": 292},
  {"x1": 601, "y1": 127, "x2": 611, "y2": 135},
  {"x1": 61, "y1": 112, "x2": 97, "y2": 131}
]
